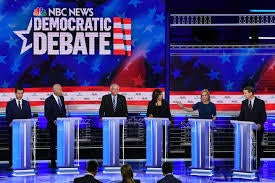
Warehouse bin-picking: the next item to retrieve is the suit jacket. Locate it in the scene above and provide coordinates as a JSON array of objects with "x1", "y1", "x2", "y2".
[
  {"x1": 157, "y1": 174, "x2": 182, "y2": 183},
  {"x1": 6, "y1": 99, "x2": 32, "y2": 125},
  {"x1": 239, "y1": 97, "x2": 267, "y2": 131},
  {"x1": 44, "y1": 95, "x2": 66, "y2": 128},
  {"x1": 99, "y1": 94, "x2": 128, "y2": 118},
  {"x1": 146, "y1": 99, "x2": 172, "y2": 120},
  {"x1": 74, "y1": 174, "x2": 102, "y2": 183},
  {"x1": 120, "y1": 179, "x2": 141, "y2": 183}
]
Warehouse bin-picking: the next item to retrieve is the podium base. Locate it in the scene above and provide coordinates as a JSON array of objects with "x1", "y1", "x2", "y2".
[
  {"x1": 56, "y1": 167, "x2": 79, "y2": 174},
  {"x1": 190, "y1": 168, "x2": 213, "y2": 176},
  {"x1": 232, "y1": 171, "x2": 257, "y2": 179},
  {"x1": 145, "y1": 167, "x2": 162, "y2": 174},
  {"x1": 12, "y1": 169, "x2": 36, "y2": 176},
  {"x1": 103, "y1": 167, "x2": 121, "y2": 173}
]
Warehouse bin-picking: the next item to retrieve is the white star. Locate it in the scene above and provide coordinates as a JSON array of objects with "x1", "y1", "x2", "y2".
[
  {"x1": 143, "y1": 24, "x2": 154, "y2": 33},
  {"x1": 13, "y1": 19, "x2": 33, "y2": 54}
]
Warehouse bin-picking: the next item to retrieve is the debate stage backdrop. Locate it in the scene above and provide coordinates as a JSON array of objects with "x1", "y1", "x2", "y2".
[{"x1": 0, "y1": 0, "x2": 275, "y2": 112}]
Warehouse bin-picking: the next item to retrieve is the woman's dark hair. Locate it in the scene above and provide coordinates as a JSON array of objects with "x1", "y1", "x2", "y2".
[
  {"x1": 152, "y1": 89, "x2": 162, "y2": 101},
  {"x1": 121, "y1": 164, "x2": 134, "y2": 182}
]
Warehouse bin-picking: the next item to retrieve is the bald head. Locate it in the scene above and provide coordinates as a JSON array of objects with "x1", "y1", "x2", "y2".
[{"x1": 53, "y1": 84, "x2": 62, "y2": 96}]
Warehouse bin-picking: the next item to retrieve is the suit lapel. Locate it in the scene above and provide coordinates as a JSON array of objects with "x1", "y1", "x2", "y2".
[{"x1": 251, "y1": 97, "x2": 258, "y2": 111}]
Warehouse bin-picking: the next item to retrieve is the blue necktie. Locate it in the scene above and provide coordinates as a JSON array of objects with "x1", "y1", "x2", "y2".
[
  {"x1": 113, "y1": 96, "x2": 117, "y2": 112},
  {"x1": 58, "y1": 97, "x2": 62, "y2": 108}
]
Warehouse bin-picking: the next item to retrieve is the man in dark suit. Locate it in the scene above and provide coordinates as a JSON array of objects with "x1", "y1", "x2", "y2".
[
  {"x1": 44, "y1": 84, "x2": 66, "y2": 168},
  {"x1": 6, "y1": 86, "x2": 32, "y2": 169},
  {"x1": 239, "y1": 86, "x2": 267, "y2": 170},
  {"x1": 157, "y1": 162, "x2": 181, "y2": 183},
  {"x1": 99, "y1": 84, "x2": 128, "y2": 119},
  {"x1": 74, "y1": 160, "x2": 102, "y2": 183}
]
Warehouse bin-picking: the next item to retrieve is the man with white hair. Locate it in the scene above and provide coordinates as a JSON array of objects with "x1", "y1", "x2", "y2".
[
  {"x1": 44, "y1": 84, "x2": 66, "y2": 168},
  {"x1": 99, "y1": 84, "x2": 128, "y2": 120}
]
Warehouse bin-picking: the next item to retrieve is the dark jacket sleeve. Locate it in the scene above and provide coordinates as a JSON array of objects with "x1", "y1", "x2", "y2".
[
  {"x1": 238, "y1": 101, "x2": 245, "y2": 121},
  {"x1": 26, "y1": 101, "x2": 32, "y2": 118},
  {"x1": 146, "y1": 101, "x2": 154, "y2": 117},
  {"x1": 5, "y1": 101, "x2": 12, "y2": 124},
  {"x1": 99, "y1": 95, "x2": 106, "y2": 118},
  {"x1": 121, "y1": 95, "x2": 128, "y2": 117},
  {"x1": 259, "y1": 99, "x2": 267, "y2": 125},
  {"x1": 44, "y1": 98, "x2": 54, "y2": 122},
  {"x1": 164, "y1": 100, "x2": 172, "y2": 120}
]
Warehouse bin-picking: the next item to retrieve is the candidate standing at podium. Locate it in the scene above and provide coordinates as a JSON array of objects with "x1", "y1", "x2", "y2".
[
  {"x1": 99, "y1": 83, "x2": 128, "y2": 119},
  {"x1": 177, "y1": 89, "x2": 216, "y2": 120},
  {"x1": 44, "y1": 84, "x2": 66, "y2": 168},
  {"x1": 6, "y1": 86, "x2": 32, "y2": 169},
  {"x1": 239, "y1": 86, "x2": 266, "y2": 169},
  {"x1": 146, "y1": 89, "x2": 171, "y2": 120}
]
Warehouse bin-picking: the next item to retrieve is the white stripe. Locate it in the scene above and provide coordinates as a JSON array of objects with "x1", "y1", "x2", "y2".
[
  {"x1": 113, "y1": 34, "x2": 131, "y2": 40},
  {"x1": 113, "y1": 44, "x2": 131, "y2": 50},
  {"x1": 113, "y1": 23, "x2": 131, "y2": 29}
]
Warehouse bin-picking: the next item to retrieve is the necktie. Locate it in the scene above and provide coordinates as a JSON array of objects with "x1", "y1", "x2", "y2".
[
  {"x1": 58, "y1": 97, "x2": 62, "y2": 108},
  {"x1": 18, "y1": 101, "x2": 22, "y2": 110},
  {"x1": 249, "y1": 101, "x2": 252, "y2": 110},
  {"x1": 113, "y1": 96, "x2": 117, "y2": 112}
]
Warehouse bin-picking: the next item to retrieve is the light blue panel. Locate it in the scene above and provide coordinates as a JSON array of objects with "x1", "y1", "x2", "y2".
[{"x1": 234, "y1": 124, "x2": 241, "y2": 170}]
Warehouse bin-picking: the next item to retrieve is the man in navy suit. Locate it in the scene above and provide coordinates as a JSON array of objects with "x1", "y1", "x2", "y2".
[
  {"x1": 74, "y1": 160, "x2": 102, "y2": 183},
  {"x1": 157, "y1": 162, "x2": 181, "y2": 183},
  {"x1": 6, "y1": 86, "x2": 32, "y2": 169},
  {"x1": 99, "y1": 84, "x2": 128, "y2": 119},
  {"x1": 44, "y1": 84, "x2": 66, "y2": 168},
  {"x1": 239, "y1": 86, "x2": 267, "y2": 169}
]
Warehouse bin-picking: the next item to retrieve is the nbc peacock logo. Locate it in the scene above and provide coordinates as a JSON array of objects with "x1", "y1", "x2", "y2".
[{"x1": 33, "y1": 7, "x2": 47, "y2": 17}]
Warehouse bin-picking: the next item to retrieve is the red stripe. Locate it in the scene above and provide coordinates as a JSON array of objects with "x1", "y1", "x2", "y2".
[
  {"x1": 113, "y1": 49, "x2": 125, "y2": 55},
  {"x1": 126, "y1": 51, "x2": 131, "y2": 56},
  {"x1": 122, "y1": 18, "x2": 131, "y2": 24},
  {"x1": 113, "y1": 30, "x2": 131, "y2": 35},
  {"x1": 170, "y1": 91, "x2": 275, "y2": 95},
  {"x1": 0, "y1": 101, "x2": 274, "y2": 111},
  {"x1": 123, "y1": 29, "x2": 131, "y2": 34},
  {"x1": 170, "y1": 104, "x2": 275, "y2": 111},
  {"x1": 113, "y1": 28, "x2": 123, "y2": 33},
  {"x1": 125, "y1": 40, "x2": 131, "y2": 45},
  {"x1": 113, "y1": 39, "x2": 124, "y2": 44},
  {"x1": 0, "y1": 87, "x2": 162, "y2": 93},
  {"x1": 0, "y1": 101, "x2": 151, "y2": 108},
  {"x1": 113, "y1": 17, "x2": 121, "y2": 22},
  {"x1": 113, "y1": 40, "x2": 131, "y2": 45}
]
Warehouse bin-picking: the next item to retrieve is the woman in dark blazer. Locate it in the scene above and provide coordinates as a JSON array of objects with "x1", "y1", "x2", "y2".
[{"x1": 146, "y1": 89, "x2": 172, "y2": 120}]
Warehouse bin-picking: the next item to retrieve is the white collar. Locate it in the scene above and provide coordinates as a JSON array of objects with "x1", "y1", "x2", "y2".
[{"x1": 16, "y1": 99, "x2": 22, "y2": 103}]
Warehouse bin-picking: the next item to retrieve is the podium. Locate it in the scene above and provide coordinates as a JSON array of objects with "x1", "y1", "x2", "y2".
[
  {"x1": 56, "y1": 117, "x2": 81, "y2": 174},
  {"x1": 145, "y1": 117, "x2": 169, "y2": 174},
  {"x1": 189, "y1": 118, "x2": 214, "y2": 176},
  {"x1": 102, "y1": 117, "x2": 126, "y2": 173},
  {"x1": 11, "y1": 118, "x2": 37, "y2": 176},
  {"x1": 230, "y1": 120, "x2": 258, "y2": 179}
]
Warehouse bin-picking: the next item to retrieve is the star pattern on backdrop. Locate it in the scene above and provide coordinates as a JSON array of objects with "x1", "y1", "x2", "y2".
[
  {"x1": 5, "y1": 35, "x2": 18, "y2": 48},
  {"x1": 128, "y1": 0, "x2": 142, "y2": 8},
  {"x1": 0, "y1": 56, "x2": 7, "y2": 64},
  {"x1": 206, "y1": 69, "x2": 219, "y2": 80},
  {"x1": 64, "y1": 69, "x2": 75, "y2": 80}
]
